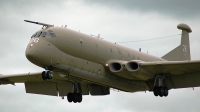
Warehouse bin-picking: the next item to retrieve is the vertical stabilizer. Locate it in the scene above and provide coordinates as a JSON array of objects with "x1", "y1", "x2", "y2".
[{"x1": 162, "y1": 23, "x2": 192, "y2": 61}]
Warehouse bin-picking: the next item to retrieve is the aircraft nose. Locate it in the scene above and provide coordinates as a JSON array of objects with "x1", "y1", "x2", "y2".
[
  {"x1": 25, "y1": 46, "x2": 40, "y2": 66},
  {"x1": 25, "y1": 44, "x2": 48, "y2": 67}
]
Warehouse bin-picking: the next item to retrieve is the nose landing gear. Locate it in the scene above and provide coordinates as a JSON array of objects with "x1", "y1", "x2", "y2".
[
  {"x1": 153, "y1": 74, "x2": 169, "y2": 97},
  {"x1": 42, "y1": 70, "x2": 53, "y2": 80}
]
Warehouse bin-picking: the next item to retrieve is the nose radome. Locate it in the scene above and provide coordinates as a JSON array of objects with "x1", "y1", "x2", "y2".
[
  {"x1": 25, "y1": 47, "x2": 38, "y2": 64},
  {"x1": 25, "y1": 46, "x2": 46, "y2": 67}
]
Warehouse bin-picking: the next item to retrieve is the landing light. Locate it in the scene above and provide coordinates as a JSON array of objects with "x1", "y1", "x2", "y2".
[
  {"x1": 106, "y1": 64, "x2": 108, "y2": 66},
  {"x1": 30, "y1": 44, "x2": 34, "y2": 47}
]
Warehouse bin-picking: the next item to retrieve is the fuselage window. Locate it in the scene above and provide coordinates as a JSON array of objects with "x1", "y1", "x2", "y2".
[
  {"x1": 48, "y1": 30, "x2": 53, "y2": 32},
  {"x1": 46, "y1": 33, "x2": 51, "y2": 37},
  {"x1": 50, "y1": 33, "x2": 56, "y2": 37},
  {"x1": 31, "y1": 33, "x2": 36, "y2": 38},
  {"x1": 132, "y1": 55, "x2": 135, "y2": 60},
  {"x1": 118, "y1": 51, "x2": 121, "y2": 54},
  {"x1": 95, "y1": 44, "x2": 98, "y2": 48},
  {"x1": 117, "y1": 48, "x2": 121, "y2": 54},
  {"x1": 42, "y1": 32, "x2": 47, "y2": 37},
  {"x1": 37, "y1": 32, "x2": 42, "y2": 37}
]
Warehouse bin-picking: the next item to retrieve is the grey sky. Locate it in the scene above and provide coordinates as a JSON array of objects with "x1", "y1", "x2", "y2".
[
  {"x1": 1, "y1": 0, "x2": 200, "y2": 112},
  {"x1": 85, "y1": 0, "x2": 200, "y2": 19}
]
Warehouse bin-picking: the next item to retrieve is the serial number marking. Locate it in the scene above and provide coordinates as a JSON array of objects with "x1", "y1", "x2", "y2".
[
  {"x1": 183, "y1": 45, "x2": 187, "y2": 56},
  {"x1": 30, "y1": 38, "x2": 39, "y2": 43}
]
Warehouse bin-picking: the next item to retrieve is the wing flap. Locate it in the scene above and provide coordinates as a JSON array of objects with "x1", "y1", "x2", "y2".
[
  {"x1": 89, "y1": 84, "x2": 110, "y2": 95},
  {"x1": 170, "y1": 72, "x2": 200, "y2": 89},
  {"x1": 25, "y1": 82, "x2": 58, "y2": 96}
]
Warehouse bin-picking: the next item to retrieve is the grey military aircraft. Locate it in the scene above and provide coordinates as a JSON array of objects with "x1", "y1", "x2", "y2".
[{"x1": 0, "y1": 20, "x2": 199, "y2": 103}]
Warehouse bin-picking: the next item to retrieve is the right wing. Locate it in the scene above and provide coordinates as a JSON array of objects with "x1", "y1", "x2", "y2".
[{"x1": 138, "y1": 60, "x2": 200, "y2": 90}]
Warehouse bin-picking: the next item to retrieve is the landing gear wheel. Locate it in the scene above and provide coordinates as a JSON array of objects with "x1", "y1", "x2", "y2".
[
  {"x1": 153, "y1": 74, "x2": 169, "y2": 97},
  {"x1": 42, "y1": 71, "x2": 47, "y2": 80},
  {"x1": 163, "y1": 87, "x2": 168, "y2": 97},
  {"x1": 77, "y1": 93, "x2": 82, "y2": 103},
  {"x1": 158, "y1": 86, "x2": 164, "y2": 97},
  {"x1": 47, "y1": 71, "x2": 52, "y2": 79},
  {"x1": 153, "y1": 86, "x2": 159, "y2": 96},
  {"x1": 72, "y1": 93, "x2": 78, "y2": 103},
  {"x1": 42, "y1": 71, "x2": 53, "y2": 80},
  {"x1": 67, "y1": 92, "x2": 83, "y2": 103},
  {"x1": 67, "y1": 92, "x2": 73, "y2": 102}
]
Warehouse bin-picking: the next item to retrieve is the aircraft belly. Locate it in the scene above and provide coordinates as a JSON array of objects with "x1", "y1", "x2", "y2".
[{"x1": 53, "y1": 51, "x2": 149, "y2": 92}]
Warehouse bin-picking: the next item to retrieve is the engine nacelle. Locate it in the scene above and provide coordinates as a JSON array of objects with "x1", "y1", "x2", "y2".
[
  {"x1": 108, "y1": 60, "x2": 127, "y2": 72},
  {"x1": 126, "y1": 60, "x2": 143, "y2": 72}
]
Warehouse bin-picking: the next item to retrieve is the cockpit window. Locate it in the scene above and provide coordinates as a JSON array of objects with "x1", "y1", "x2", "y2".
[
  {"x1": 31, "y1": 33, "x2": 36, "y2": 38},
  {"x1": 42, "y1": 32, "x2": 47, "y2": 37},
  {"x1": 48, "y1": 30, "x2": 53, "y2": 32},
  {"x1": 50, "y1": 33, "x2": 56, "y2": 37},
  {"x1": 33, "y1": 32, "x2": 37, "y2": 37},
  {"x1": 37, "y1": 32, "x2": 42, "y2": 37}
]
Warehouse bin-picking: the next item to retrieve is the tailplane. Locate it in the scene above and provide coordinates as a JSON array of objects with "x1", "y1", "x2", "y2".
[{"x1": 162, "y1": 23, "x2": 192, "y2": 61}]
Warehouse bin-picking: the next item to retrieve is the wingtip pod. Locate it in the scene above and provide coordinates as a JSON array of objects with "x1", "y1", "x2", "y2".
[{"x1": 177, "y1": 23, "x2": 192, "y2": 33}]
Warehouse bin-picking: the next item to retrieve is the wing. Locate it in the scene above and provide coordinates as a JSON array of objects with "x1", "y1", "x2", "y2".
[
  {"x1": 0, "y1": 72, "x2": 109, "y2": 96},
  {"x1": 138, "y1": 60, "x2": 200, "y2": 90}
]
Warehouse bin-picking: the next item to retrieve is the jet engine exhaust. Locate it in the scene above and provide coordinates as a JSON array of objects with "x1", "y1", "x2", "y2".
[
  {"x1": 126, "y1": 62, "x2": 139, "y2": 71},
  {"x1": 108, "y1": 61, "x2": 127, "y2": 72}
]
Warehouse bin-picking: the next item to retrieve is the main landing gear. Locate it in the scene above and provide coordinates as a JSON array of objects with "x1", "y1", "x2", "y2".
[
  {"x1": 153, "y1": 74, "x2": 169, "y2": 97},
  {"x1": 67, "y1": 83, "x2": 82, "y2": 103},
  {"x1": 42, "y1": 70, "x2": 53, "y2": 80},
  {"x1": 67, "y1": 92, "x2": 82, "y2": 103}
]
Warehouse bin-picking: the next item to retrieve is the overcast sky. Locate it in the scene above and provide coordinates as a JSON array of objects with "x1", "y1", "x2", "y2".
[{"x1": 1, "y1": 0, "x2": 200, "y2": 112}]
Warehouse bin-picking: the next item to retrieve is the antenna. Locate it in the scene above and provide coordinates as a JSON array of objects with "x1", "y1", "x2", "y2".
[{"x1": 24, "y1": 20, "x2": 54, "y2": 28}]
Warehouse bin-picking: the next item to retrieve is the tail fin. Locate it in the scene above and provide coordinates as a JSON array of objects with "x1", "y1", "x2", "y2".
[{"x1": 162, "y1": 23, "x2": 192, "y2": 61}]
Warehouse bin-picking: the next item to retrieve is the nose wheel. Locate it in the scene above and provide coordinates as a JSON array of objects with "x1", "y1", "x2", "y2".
[
  {"x1": 153, "y1": 74, "x2": 169, "y2": 97},
  {"x1": 42, "y1": 70, "x2": 53, "y2": 80}
]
